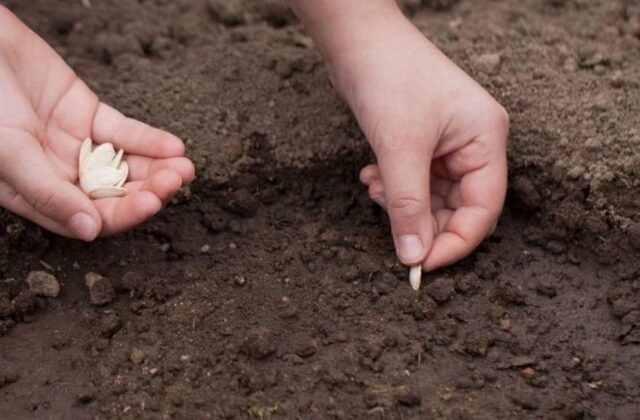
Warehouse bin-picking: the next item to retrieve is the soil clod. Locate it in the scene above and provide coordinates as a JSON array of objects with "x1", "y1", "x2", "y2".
[
  {"x1": 98, "y1": 312, "x2": 122, "y2": 338},
  {"x1": 85, "y1": 273, "x2": 115, "y2": 306},
  {"x1": 26, "y1": 271, "x2": 60, "y2": 298},
  {"x1": 425, "y1": 276, "x2": 456, "y2": 303},
  {"x1": 241, "y1": 326, "x2": 276, "y2": 359}
]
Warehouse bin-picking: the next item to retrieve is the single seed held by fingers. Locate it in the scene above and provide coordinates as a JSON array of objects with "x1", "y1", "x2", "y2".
[
  {"x1": 78, "y1": 138, "x2": 129, "y2": 199},
  {"x1": 409, "y1": 265, "x2": 422, "y2": 291}
]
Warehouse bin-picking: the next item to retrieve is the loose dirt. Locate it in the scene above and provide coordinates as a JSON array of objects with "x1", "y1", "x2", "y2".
[{"x1": 1, "y1": 0, "x2": 639, "y2": 418}]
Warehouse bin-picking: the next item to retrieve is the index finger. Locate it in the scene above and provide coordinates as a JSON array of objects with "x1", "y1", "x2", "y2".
[{"x1": 92, "y1": 103, "x2": 185, "y2": 158}]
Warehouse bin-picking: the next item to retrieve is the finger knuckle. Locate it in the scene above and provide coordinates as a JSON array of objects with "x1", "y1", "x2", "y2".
[
  {"x1": 388, "y1": 196, "x2": 427, "y2": 221},
  {"x1": 28, "y1": 187, "x2": 56, "y2": 214}
]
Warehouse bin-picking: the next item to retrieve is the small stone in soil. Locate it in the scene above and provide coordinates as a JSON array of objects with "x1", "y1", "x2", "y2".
[
  {"x1": 521, "y1": 367, "x2": 536, "y2": 380},
  {"x1": 85, "y1": 272, "x2": 115, "y2": 306},
  {"x1": 130, "y1": 348, "x2": 146, "y2": 365},
  {"x1": 26, "y1": 271, "x2": 60, "y2": 298},
  {"x1": 472, "y1": 52, "x2": 502, "y2": 75},
  {"x1": 500, "y1": 319, "x2": 512, "y2": 331}
]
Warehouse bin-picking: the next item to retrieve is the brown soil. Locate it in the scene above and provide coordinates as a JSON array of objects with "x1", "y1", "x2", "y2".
[{"x1": 1, "y1": 0, "x2": 639, "y2": 418}]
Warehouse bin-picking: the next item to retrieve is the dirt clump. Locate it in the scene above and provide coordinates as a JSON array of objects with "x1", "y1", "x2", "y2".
[
  {"x1": 85, "y1": 272, "x2": 115, "y2": 306},
  {"x1": 0, "y1": 0, "x2": 639, "y2": 418},
  {"x1": 26, "y1": 271, "x2": 60, "y2": 298}
]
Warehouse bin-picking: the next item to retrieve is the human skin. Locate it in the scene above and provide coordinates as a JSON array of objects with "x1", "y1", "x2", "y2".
[
  {"x1": 287, "y1": 0, "x2": 510, "y2": 271},
  {"x1": 0, "y1": 2, "x2": 507, "y2": 273},
  {"x1": 0, "y1": 6, "x2": 195, "y2": 240}
]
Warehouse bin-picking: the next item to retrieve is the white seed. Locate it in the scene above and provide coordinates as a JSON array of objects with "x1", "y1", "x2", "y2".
[
  {"x1": 111, "y1": 148, "x2": 124, "y2": 168},
  {"x1": 78, "y1": 137, "x2": 92, "y2": 177},
  {"x1": 82, "y1": 143, "x2": 116, "y2": 173},
  {"x1": 80, "y1": 166, "x2": 126, "y2": 193},
  {"x1": 116, "y1": 161, "x2": 129, "y2": 188},
  {"x1": 409, "y1": 265, "x2": 422, "y2": 291},
  {"x1": 78, "y1": 138, "x2": 129, "y2": 199},
  {"x1": 88, "y1": 186, "x2": 128, "y2": 199}
]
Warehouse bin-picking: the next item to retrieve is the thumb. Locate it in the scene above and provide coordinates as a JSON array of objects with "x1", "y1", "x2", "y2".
[
  {"x1": 0, "y1": 131, "x2": 101, "y2": 241},
  {"x1": 374, "y1": 139, "x2": 433, "y2": 266}
]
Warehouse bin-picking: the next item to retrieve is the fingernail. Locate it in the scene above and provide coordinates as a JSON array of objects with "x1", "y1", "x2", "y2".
[
  {"x1": 397, "y1": 234, "x2": 424, "y2": 263},
  {"x1": 69, "y1": 212, "x2": 98, "y2": 241}
]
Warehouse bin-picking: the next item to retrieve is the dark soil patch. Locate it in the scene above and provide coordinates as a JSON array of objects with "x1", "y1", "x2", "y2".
[{"x1": 1, "y1": 0, "x2": 639, "y2": 418}]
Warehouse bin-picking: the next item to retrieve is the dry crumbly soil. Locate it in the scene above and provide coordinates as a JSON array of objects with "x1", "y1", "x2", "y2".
[{"x1": 1, "y1": 0, "x2": 640, "y2": 418}]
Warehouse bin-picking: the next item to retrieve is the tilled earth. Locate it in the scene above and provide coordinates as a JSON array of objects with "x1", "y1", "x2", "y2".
[{"x1": 1, "y1": 0, "x2": 639, "y2": 418}]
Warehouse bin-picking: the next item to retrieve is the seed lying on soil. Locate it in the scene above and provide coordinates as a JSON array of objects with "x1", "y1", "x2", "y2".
[
  {"x1": 409, "y1": 265, "x2": 422, "y2": 291},
  {"x1": 78, "y1": 138, "x2": 129, "y2": 199}
]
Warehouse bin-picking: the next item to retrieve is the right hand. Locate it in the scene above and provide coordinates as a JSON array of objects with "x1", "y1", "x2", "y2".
[{"x1": 324, "y1": 9, "x2": 510, "y2": 271}]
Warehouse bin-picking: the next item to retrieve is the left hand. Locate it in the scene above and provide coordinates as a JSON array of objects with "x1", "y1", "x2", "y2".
[{"x1": 0, "y1": 6, "x2": 195, "y2": 240}]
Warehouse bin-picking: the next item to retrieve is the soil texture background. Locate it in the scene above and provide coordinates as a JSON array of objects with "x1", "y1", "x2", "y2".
[{"x1": 1, "y1": 0, "x2": 639, "y2": 418}]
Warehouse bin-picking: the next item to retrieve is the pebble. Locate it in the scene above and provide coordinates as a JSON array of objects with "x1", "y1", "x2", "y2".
[
  {"x1": 500, "y1": 319, "x2": 512, "y2": 331},
  {"x1": 521, "y1": 367, "x2": 536, "y2": 380},
  {"x1": 472, "y1": 53, "x2": 502, "y2": 75},
  {"x1": 26, "y1": 271, "x2": 60, "y2": 298},
  {"x1": 85, "y1": 273, "x2": 115, "y2": 306},
  {"x1": 566, "y1": 165, "x2": 586, "y2": 179},
  {"x1": 200, "y1": 244, "x2": 211, "y2": 254},
  {"x1": 130, "y1": 348, "x2": 146, "y2": 365}
]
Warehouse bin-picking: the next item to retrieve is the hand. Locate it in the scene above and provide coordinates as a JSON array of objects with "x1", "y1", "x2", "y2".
[
  {"x1": 319, "y1": 9, "x2": 509, "y2": 271},
  {"x1": 0, "y1": 7, "x2": 194, "y2": 240}
]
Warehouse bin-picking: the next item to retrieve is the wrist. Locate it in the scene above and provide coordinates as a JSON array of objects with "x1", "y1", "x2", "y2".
[
  {"x1": 303, "y1": 7, "x2": 414, "y2": 92},
  {"x1": 288, "y1": 0, "x2": 401, "y2": 30},
  {"x1": 289, "y1": 2, "x2": 406, "y2": 61}
]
